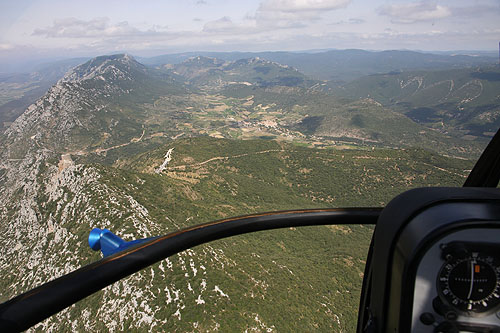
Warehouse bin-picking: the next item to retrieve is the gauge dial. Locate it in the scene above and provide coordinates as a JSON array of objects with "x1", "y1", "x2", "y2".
[{"x1": 438, "y1": 254, "x2": 500, "y2": 315}]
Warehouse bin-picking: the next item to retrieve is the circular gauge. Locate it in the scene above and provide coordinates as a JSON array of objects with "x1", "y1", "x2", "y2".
[{"x1": 437, "y1": 255, "x2": 500, "y2": 315}]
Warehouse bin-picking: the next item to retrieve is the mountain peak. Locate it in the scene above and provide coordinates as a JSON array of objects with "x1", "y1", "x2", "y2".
[
  {"x1": 3, "y1": 54, "x2": 157, "y2": 153},
  {"x1": 62, "y1": 53, "x2": 146, "y2": 83},
  {"x1": 183, "y1": 56, "x2": 225, "y2": 67},
  {"x1": 230, "y1": 57, "x2": 292, "y2": 70}
]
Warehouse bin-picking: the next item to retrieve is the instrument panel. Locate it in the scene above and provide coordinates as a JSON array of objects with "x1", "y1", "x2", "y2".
[
  {"x1": 357, "y1": 188, "x2": 500, "y2": 332},
  {"x1": 413, "y1": 229, "x2": 500, "y2": 332}
]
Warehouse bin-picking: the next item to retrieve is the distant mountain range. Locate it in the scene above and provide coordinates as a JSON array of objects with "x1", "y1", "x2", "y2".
[
  {"x1": 2, "y1": 48, "x2": 496, "y2": 136},
  {"x1": 140, "y1": 49, "x2": 497, "y2": 82},
  {"x1": 2, "y1": 52, "x2": 495, "y2": 154}
]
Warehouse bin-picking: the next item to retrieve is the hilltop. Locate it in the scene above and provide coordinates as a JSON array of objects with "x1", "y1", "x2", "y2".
[{"x1": 163, "y1": 56, "x2": 313, "y2": 90}]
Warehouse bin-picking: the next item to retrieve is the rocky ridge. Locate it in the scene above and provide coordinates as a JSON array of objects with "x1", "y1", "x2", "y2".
[
  {"x1": 3, "y1": 56, "x2": 141, "y2": 157},
  {"x1": 0, "y1": 55, "x2": 186, "y2": 330},
  {"x1": 165, "y1": 56, "x2": 307, "y2": 90}
]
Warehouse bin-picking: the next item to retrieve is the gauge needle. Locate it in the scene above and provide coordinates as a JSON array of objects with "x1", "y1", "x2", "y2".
[{"x1": 468, "y1": 260, "x2": 475, "y2": 300}]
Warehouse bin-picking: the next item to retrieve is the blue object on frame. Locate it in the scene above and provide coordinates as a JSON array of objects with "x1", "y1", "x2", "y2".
[{"x1": 88, "y1": 228, "x2": 154, "y2": 257}]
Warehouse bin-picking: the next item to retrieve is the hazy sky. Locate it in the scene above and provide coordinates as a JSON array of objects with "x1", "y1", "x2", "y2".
[{"x1": 1, "y1": 0, "x2": 499, "y2": 65}]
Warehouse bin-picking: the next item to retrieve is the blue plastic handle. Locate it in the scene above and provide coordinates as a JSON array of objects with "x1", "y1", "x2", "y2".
[{"x1": 88, "y1": 228, "x2": 154, "y2": 257}]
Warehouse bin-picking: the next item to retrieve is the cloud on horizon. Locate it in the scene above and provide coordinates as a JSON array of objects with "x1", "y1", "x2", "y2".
[
  {"x1": 450, "y1": 4, "x2": 500, "y2": 17},
  {"x1": 259, "y1": 0, "x2": 350, "y2": 13},
  {"x1": 256, "y1": 0, "x2": 351, "y2": 22},
  {"x1": 378, "y1": 1, "x2": 451, "y2": 24},
  {"x1": 203, "y1": 0, "x2": 350, "y2": 35},
  {"x1": 32, "y1": 17, "x2": 173, "y2": 39}
]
